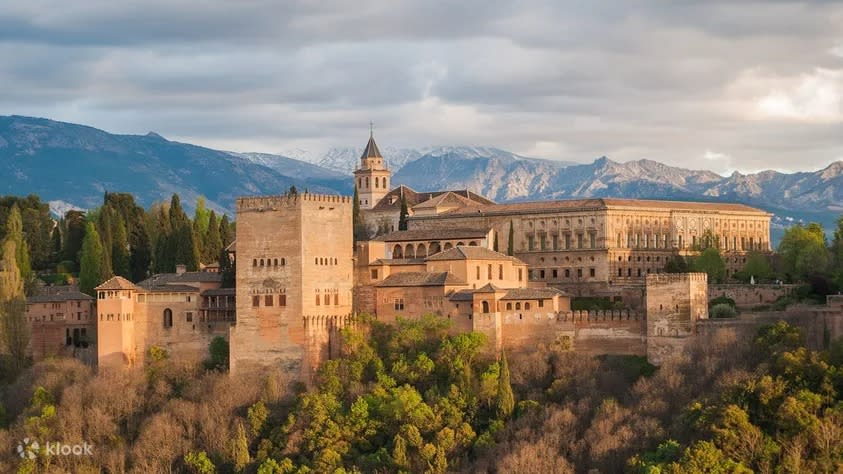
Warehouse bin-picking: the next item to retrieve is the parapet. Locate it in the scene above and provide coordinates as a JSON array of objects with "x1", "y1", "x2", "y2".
[
  {"x1": 645, "y1": 272, "x2": 708, "y2": 285},
  {"x1": 237, "y1": 193, "x2": 352, "y2": 212},
  {"x1": 556, "y1": 309, "x2": 644, "y2": 322}
]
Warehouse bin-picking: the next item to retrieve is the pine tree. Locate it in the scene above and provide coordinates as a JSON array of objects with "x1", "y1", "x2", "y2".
[
  {"x1": 231, "y1": 421, "x2": 251, "y2": 473},
  {"x1": 79, "y1": 222, "x2": 107, "y2": 296},
  {"x1": 112, "y1": 219, "x2": 130, "y2": 279},
  {"x1": 507, "y1": 221, "x2": 514, "y2": 256},
  {"x1": 398, "y1": 195, "x2": 409, "y2": 231},
  {"x1": 496, "y1": 350, "x2": 515, "y2": 419}
]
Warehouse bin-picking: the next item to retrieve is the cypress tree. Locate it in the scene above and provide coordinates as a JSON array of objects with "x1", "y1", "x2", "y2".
[
  {"x1": 507, "y1": 221, "x2": 514, "y2": 256},
  {"x1": 153, "y1": 204, "x2": 172, "y2": 274},
  {"x1": 97, "y1": 206, "x2": 114, "y2": 277},
  {"x1": 79, "y1": 222, "x2": 107, "y2": 296},
  {"x1": 50, "y1": 225, "x2": 62, "y2": 267},
  {"x1": 62, "y1": 210, "x2": 86, "y2": 265},
  {"x1": 496, "y1": 350, "x2": 515, "y2": 419},
  {"x1": 203, "y1": 211, "x2": 222, "y2": 264},
  {"x1": 0, "y1": 238, "x2": 28, "y2": 372},
  {"x1": 219, "y1": 247, "x2": 235, "y2": 288},
  {"x1": 112, "y1": 219, "x2": 130, "y2": 279},
  {"x1": 5, "y1": 205, "x2": 33, "y2": 294},
  {"x1": 231, "y1": 422, "x2": 250, "y2": 472},
  {"x1": 129, "y1": 221, "x2": 152, "y2": 282},
  {"x1": 353, "y1": 186, "x2": 367, "y2": 241},
  {"x1": 398, "y1": 196, "x2": 409, "y2": 231},
  {"x1": 219, "y1": 214, "x2": 233, "y2": 249}
]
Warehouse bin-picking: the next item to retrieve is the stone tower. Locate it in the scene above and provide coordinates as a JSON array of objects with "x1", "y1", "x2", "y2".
[
  {"x1": 230, "y1": 192, "x2": 354, "y2": 380},
  {"x1": 353, "y1": 129, "x2": 391, "y2": 209},
  {"x1": 95, "y1": 276, "x2": 139, "y2": 368},
  {"x1": 645, "y1": 272, "x2": 708, "y2": 365}
]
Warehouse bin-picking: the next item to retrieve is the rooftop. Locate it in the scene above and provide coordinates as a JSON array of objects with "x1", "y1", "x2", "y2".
[
  {"x1": 428, "y1": 197, "x2": 768, "y2": 218},
  {"x1": 137, "y1": 271, "x2": 221, "y2": 288},
  {"x1": 360, "y1": 134, "x2": 382, "y2": 159},
  {"x1": 374, "y1": 228, "x2": 490, "y2": 242},
  {"x1": 425, "y1": 246, "x2": 523, "y2": 263},
  {"x1": 375, "y1": 271, "x2": 468, "y2": 287},
  {"x1": 501, "y1": 287, "x2": 569, "y2": 300},
  {"x1": 201, "y1": 288, "x2": 236, "y2": 297},
  {"x1": 28, "y1": 288, "x2": 94, "y2": 303},
  {"x1": 95, "y1": 276, "x2": 140, "y2": 291},
  {"x1": 370, "y1": 186, "x2": 494, "y2": 213}
]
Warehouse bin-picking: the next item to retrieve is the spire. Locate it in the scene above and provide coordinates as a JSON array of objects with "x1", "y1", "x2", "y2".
[{"x1": 360, "y1": 123, "x2": 383, "y2": 160}]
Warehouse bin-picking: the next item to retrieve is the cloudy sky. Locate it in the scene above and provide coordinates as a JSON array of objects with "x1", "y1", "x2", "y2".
[{"x1": 1, "y1": 1, "x2": 842, "y2": 174}]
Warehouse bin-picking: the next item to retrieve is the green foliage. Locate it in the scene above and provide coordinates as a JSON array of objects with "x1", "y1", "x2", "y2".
[
  {"x1": 709, "y1": 296, "x2": 736, "y2": 309},
  {"x1": 112, "y1": 218, "x2": 131, "y2": 279},
  {"x1": 507, "y1": 221, "x2": 514, "y2": 256},
  {"x1": 710, "y1": 303, "x2": 737, "y2": 319},
  {"x1": 248, "y1": 401, "x2": 269, "y2": 437},
  {"x1": 219, "y1": 247, "x2": 235, "y2": 288},
  {"x1": 203, "y1": 211, "x2": 222, "y2": 265},
  {"x1": 571, "y1": 296, "x2": 621, "y2": 311},
  {"x1": 206, "y1": 336, "x2": 229, "y2": 371},
  {"x1": 78, "y1": 222, "x2": 107, "y2": 296},
  {"x1": 0, "y1": 196, "x2": 53, "y2": 271},
  {"x1": 149, "y1": 345, "x2": 169, "y2": 362},
  {"x1": 495, "y1": 351, "x2": 515, "y2": 419},
  {"x1": 353, "y1": 186, "x2": 367, "y2": 242},
  {"x1": 232, "y1": 421, "x2": 251, "y2": 472},
  {"x1": 184, "y1": 450, "x2": 216, "y2": 474},
  {"x1": 664, "y1": 254, "x2": 690, "y2": 273},
  {"x1": 778, "y1": 222, "x2": 829, "y2": 282},
  {"x1": 62, "y1": 209, "x2": 86, "y2": 265},
  {"x1": 733, "y1": 251, "x2": 774, "y2": 283},
  {"x1": 398, "y1": 195, "x2": 409, "y2": 231},
  {"x1": 691, "y1": 247, "x2": 726, "y2": 283}
]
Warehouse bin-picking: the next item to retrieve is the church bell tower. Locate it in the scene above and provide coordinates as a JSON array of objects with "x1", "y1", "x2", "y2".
[{"x1": 353, "y1": 125, "x2": 391, "y2": 209}]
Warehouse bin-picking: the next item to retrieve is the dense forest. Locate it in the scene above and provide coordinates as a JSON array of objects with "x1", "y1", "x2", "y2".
[{"x1": 0, "y1": 316, "x2": 841, "y2": 472}]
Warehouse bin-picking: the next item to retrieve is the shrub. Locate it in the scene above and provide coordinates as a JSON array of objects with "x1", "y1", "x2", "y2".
[
  {"x1": 710, "y1": 303, "x2": 737, "y2": 319},
  {"x1": 709, "y1": 296, "x2": 736, "y2": 309}
]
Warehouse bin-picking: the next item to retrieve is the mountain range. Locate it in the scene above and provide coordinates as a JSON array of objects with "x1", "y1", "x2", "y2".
[{"x1": 1, "y1": 115, "x2": 841, "y2": 243}]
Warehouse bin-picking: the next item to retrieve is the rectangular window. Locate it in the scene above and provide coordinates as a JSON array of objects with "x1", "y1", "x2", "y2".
[
  {"x1": 577, "y1": 234, "x2": 583, "y2": 249},
  {"x1": 476, "y1": 266, "x2": 481, "y2": 279},
  {"x1": 265, "y1": 295, "x2": 274, "y2": 306},
  {"x1": 371, "y1": 269, "x2": 379, "y2": 280},
  {"x1": 577, "y1": 268, "x2": 583, "y2": 278},
  {"x1": 279, "y1": 295, "x2": 287, "y2": 307},
  {"x1": 528, "y1": 235, "x2": 534, "y2": 251},
  {"x1": 589, "y1": 268, "x2": 596, "y2": 277},
  {"x1": 487, "y1": 264, "x2": 492, "y2": 279},
  {"x1": 324, "y1": 294, "x2": 330, "y2": 305},
  {"x1": 552, "y1": 235, "x2": 559, "y2": 250},
  {"x1": 186, "y1": 312, "x2": 193, "y2": 322},
  {"x1": 252, "y1": 295, "x2": 260, "y2": 307},
  {"x1": 590, "y1": 232, "x2": 596, "y2": 249},
  {"x1": 518, "y1": 268, "x2": 523, "y2": 281},
  {"x1": 565, "y1": 234, "x2": 571, "y2": 249},
  {"x1": 334, "y1": 294, "x2": 339, "y2": 305},
  {"x1": 498, "y1": 264, "x2": 503, "y2": 280},
  {"x1": 540, "y1": 234, "x2": 546, "y2": 250},
  {"x1": 315, "y1": 295, "x2": 320, "y2": 306},
  {"x1": 394, "y1": 298, "x2": 405, "y2": 310},
  {"x1": 552, "y1": 269, "x2": 558, "y2": 278},
  {"x1": 539, "y1": 269, "x2": 546, "y2": 279},
  {"x1": 538, "y1": 299, "x2": 544, "y2": 308}
]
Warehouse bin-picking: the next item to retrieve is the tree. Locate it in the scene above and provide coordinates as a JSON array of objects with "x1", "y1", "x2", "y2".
[
  {"x1": 496, "y1": 350, "x2": 515, "y2": 419},
  {"x1": 692, "y1": 247, "x2": 726, "y2": 283},
  {"x1": 97, "y1": 204, "x2": 115, "y2": 277},
  {"x1": 219, "y1": 214, "x2": 234, "y2": 249},
  {"x1": 112, "y1": 218, "x2": 130, "y2": 279},
  {"x1": 49, "y1": 225, "x2": 62, "y2": 268},
  {"x1": 665, "y1": 254, "x2": 690, "y2": 273},
  {"x1": 169, "y1": 194, "x2": 200, "y2": 271},
  {"x1": 202, "y1": 211, "x2": 222, "y2": 264},
  {"x1": 232, "y1": 421, "x2": 251, "y2": 472},
  {"x1": 79, "y1": 223, "x2": 107, "y2": 296},
  {"x1": 507, "y1": 221, "x2": 514, "y2": 256},
  {"x1": 62, "y1": 210, "x2": 87, "y2": 264},
  {"x1": 4, "y1": 205, "x2": 33, "y2": 293},
  {"x1": 398, "y1": 195, "x2": 409, "y2": 231},
  {"x1": 734, "y1": 252, "x2": 774, "y2": 283},
  {"x1": 830, "y1": 215, "x2": 843, "y2": 287},
  {"x1": 220, "y1": 248, "x2": 235, "y2": 288},
  {"x1": 778, "y1": 223, "x2": 829, "y2": 282},
  {"x1": 184, "y1": 451, "x2": 216, "y2": 474},
  {"x1": 353, "y1": 186, "x2": 367, "y2": 242},
  {"x1": 0, "y1": 238, "x2": 29, "y2": 372},
  {"x1": 207, "y1": 336, "x2": 229, "y2": 371}
]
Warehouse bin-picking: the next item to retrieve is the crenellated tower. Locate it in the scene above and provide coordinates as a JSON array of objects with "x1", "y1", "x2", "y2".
[{"x1": 353, "y1": 126, "x2": 391, "y2": 209}]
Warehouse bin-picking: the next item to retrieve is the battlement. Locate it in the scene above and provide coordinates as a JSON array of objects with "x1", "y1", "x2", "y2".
[
  {"x1": 646, "y1": 272, "x2": 708, "y2": 285},
  {"x1": 557, "y1": 309, "x2": 644, "y2": 322},
  {"x1": 302, "y1": 313, "x2": 355, "y2": 328},
  {"x1": 237, "y1": 193, "x2": 352, "y2": 212}
]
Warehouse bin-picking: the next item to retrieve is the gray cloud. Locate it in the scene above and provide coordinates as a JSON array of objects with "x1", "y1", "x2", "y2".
[{"x1": 1, "y1": 0, "x2": 842, "y2": 174}]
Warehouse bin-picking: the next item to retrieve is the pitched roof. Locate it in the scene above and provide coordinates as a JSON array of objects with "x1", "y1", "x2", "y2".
[
  {"x1": 370, "y1": 186, "x2": 494, "y2": 213},
  {"x1": 429, "y1": 198, "x2": 768, "y2": 218},
  {"x1": 201, "y1": 288, "x2": 236, "y2": 297},
  {"x1": 95, "y1": 276, "x2": 140, "y2": 291},
  {"x1": 375, "y1": 272, "x2": 468, "y2": 287},
  {"x1": 448, "y1": 289, "x2": 475, "y2": 302},
  {"x1": 137, "y1": 271, "x2": 221, "y2": 288},
  {"x1": 375, "y1": 228, "x2": 490, "y2": 242},
  {"x1": 425, "y1": 246, "x2": 523, "y2": 263},
  {"x1": 360, "y1": 134, "x2": 382, "y2": 159},
  {"x1": 412, "y1": 191, "x2": 477, "y2": 210},
  {"x1": 143, "y1": 284, "x2": 202, "y2": 293},
  {"x1": 28, "y1": 289, "x2": 94, "y2": 303},
  {"x1": 501, "y1": 287, "x2": 569, "y2": 300},
  {"x1": 475, "y1": 283, "x2": 505, "y2": 293},
  {"x1": 371, "y1": 258, "x2": 426, "y2": 266}
]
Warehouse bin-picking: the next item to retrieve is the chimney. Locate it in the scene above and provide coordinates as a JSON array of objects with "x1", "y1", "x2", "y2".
[{"x1": 175, "y1": 264, "x2": 187, "y2": 275}]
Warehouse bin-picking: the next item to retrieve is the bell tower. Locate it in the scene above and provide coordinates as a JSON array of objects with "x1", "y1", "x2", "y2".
[{"x1": 353, "y1": 124, "x2": 391, "y2": 209}]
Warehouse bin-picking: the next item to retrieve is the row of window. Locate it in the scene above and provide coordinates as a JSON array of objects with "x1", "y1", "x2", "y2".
[
  {"x1": 252, "y1": 294, "x2": 288, "y2": 307},
  {"x1": 357, "y1": 176, "x2": 388, "y2": 189},
  {"x1": 100, "y1": 313, "x2": 133, "y2": 321},
  {"x1": 474, "y1": 264, "x2": 524, "y2": 282},
  {"x1": 529, "y1": 268, "x2": 596, "y2": 280},
  {"x1": 253, "y1": 257, "x2": 286, "y2": 267},
  {"x1": 65, "y1": 328, "x2": 88, "y2": 348},
  {"x1": 315, "y1": 257, "x2": 339, "y2": 266},
  {"x1": 315, "y1": 293, "x2": 340, "y2": 306},
  {"x1": 162, "y1": 309, "x2": 194, "y2": 328},
  {"x1": 28, "y1": 311, "x2": 90, "y2": 323},
  {"x1": 527, "y1": 233, "x2": 597, "y2": 251}
]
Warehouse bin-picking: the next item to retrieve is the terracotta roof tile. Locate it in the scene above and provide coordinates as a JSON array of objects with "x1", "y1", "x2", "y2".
[
  {"x1": 425, "y1": 246, "x2": 523, "y2": 263},
  {"x1": 375, "y1": 272, "x2": 468, "y2": 287},
  {"x1": 375, "y1": 228, "x2": 489, "y2": 242},
  {"x1": 95, "y1": 276, "x2": 140, "y2": 291}
]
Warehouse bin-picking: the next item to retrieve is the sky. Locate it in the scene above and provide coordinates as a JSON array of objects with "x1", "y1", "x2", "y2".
[{"x1": 1, "y1": 0, "x2": 842, "y2": 174}]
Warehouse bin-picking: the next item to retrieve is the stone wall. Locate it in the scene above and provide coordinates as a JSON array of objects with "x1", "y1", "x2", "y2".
[
  {"x1": 709, "y1": 284, "x2": 798, "y2": 308},
  {"x1": 645, "y1": 273, "x2": 708, "y2": 365}
]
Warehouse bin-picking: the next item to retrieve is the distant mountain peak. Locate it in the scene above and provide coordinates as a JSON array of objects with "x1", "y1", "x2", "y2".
[{"x1": 145, "y1": 131, "x2": 165, "y2": 140}]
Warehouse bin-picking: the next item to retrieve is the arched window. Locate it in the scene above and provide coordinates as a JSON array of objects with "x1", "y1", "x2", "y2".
[
  {"x1": 456, "y1": 241, "x2": 465, "y2": 247},
  {"x1": 525, "y1": 302, "x2": 531, "y2": 310},
  {"x1": 366, "y1": 177, "x2": 369, "y2": 188},
  {"x1": 429, "y1": 242, "x2": 441, "y2": 254},
  {"x1": 515, "y1": 302, "x2": 521, "y2": 310},
  {"x1": 417, "y1": 243, "x2": 427, "y2": 258},
  {"x1": 260, "y1": 258, "x2": 264, "y2": 266},
  {"x1": 443, "y1": 243, "x2": 453, "y2": 250},
  {"x1": 273, "y1": 258, "x2": 278, "y2": 266},
  {"x1": 482, "y1": 301, "x2": 490, "y2": 313},
  {"x1": 405, "y1": 244, "x2": 415, "y2": 258},
  {"x1": 252, "y1": 259, "x2": 257, "y2": 267},
  {"x1": 469, "y1": 241, "x2": 478, "y2": 246},
  {"x1": 506, "y1": 302, "x2": 512, "y2": 310},
  {"x1": 163, "y1": 308, "x2": 173, "y2": 328},
  {"x1": 281, "y1": 258, "x2": 286, "y2": 265},
  {"x1": 393, "y1": 245, "x2": 403, "y2": 258}
]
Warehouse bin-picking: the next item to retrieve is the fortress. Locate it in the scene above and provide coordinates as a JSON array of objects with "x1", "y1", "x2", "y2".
[{"x1": 24, "y1": 132, "x2": 843, "y2": 380}]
